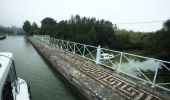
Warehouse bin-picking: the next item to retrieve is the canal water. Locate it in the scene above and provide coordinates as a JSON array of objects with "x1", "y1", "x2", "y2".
[{"x1": 0, "y1": 35, "x2": 81, "y2": 100}]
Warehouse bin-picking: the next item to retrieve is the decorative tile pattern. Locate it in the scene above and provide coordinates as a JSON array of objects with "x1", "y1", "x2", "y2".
[{"x1": 60, "y1": 53, "x2": 164, "y2": 100}]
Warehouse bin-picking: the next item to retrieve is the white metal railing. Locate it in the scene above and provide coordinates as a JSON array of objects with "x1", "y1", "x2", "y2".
[{"x1": 33, "y1": 35, "x2": 170, "y2": 92}]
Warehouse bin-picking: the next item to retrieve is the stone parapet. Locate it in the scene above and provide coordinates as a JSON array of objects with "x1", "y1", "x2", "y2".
[{"x1": 28, "y1": 37, "x2": 169, "y2": 100}]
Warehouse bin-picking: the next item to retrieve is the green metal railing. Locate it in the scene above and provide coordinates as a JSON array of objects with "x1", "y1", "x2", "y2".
[{"x1": 33, "y1": 35, "x2": 170, "y2": 92}]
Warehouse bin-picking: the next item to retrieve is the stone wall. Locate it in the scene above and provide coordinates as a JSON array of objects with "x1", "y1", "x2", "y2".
[{"x1": 28, "y1": 37, "x2": 169, "y2": 100}]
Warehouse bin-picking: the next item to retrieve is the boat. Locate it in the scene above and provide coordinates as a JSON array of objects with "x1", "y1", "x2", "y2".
[
  {"x1": 0, "y1": 52, "x2": 31, "y2": 100},
  {"x1": 100, "y1": 53, "x2": 114, "y2": 60}
]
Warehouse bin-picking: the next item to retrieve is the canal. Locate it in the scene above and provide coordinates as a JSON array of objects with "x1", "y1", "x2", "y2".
[{"x1": 0, "y1": 35, "x2": 81, "y2": 100}]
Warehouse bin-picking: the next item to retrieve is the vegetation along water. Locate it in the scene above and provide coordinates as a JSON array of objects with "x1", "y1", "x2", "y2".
[{"x1": 22, "y1": 15, "x2": 170, "y2": 61}]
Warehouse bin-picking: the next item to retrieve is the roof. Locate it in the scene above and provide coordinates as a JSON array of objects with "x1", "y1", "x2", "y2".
[{"x1": 0, "y1": 52, "x2": 13, "y2": 94}]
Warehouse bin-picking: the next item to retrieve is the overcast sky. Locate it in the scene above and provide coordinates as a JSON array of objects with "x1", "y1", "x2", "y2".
[{"x1": 0, "y1": 0, "x2": 170, "y2": 32}]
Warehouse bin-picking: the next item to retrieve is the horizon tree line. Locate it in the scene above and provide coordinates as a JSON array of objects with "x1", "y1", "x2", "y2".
[{"x1": 22, "y1": 15, "x2": 170, "y2": 61}]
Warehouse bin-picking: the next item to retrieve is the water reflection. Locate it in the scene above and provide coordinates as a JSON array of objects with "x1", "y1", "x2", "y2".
[{"x1": 0, "y1": 35, "x2": 81, "y2": 100}]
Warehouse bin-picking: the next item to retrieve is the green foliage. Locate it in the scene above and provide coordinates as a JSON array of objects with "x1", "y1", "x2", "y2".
[
  {"x1": 40, "y1": 17, "x2": 57, "y2": 36},
  {"x1": 55, "y1": 15, "x2": 116, "y2": 48},
  {"x1": 0, "y1": 26, "x2": 12, "y2": 35},
  {"x1": 31, "y1": 22, "x2": 39, "y2": 35},
  {"x1": 144, "y1": 19, "x2": 170, "y2": 61},
  {"x1": 23, "y1": 21, "x2": 32, "y2": 35},
  {"x1": 32, "y1": 22, "x2": 38, "y2": 30},
  {"x1": 23, "y1": 16, "x2": 170, "y2": 61},
  {"x1": 114, "y1": 29, "x2": 150, "y2": 50},
  {"x1": 113, "y1": 32, "x2": 132, "y2": 50},
  {"x1": 23, "y1": 21, "x2": 39, "y2": 35},
  {"x1": 163, "y1": 19, "x2": 170, "y2": 31}
]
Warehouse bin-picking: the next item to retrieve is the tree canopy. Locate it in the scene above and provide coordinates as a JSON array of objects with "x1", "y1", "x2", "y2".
[
  {"x1": 23, "y1": 21, "x2": 31, "y2": 35},
  {"x1": 54, "y1": 15, "x2": 116, "y2": 47},
  {"x1": 23, "y1": 21, "x2": 39, "y2": 35},
  {"x1": 0, "y1": 26, "x2": 12, "y2": 35},
  {"x1": 146, "y1": 19, "x2": 170, "y2": 60},
  {"x1": 40, "y1": 17, "x2": 57, "y2": 36},
  {"x1": 22, "y1": 16, "x2": 170, "y2": 61}
]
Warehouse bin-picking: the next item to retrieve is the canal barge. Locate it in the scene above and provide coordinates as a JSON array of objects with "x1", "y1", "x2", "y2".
[{"x1": 0, "y1": 52, "x2": 30, "y2": 100}]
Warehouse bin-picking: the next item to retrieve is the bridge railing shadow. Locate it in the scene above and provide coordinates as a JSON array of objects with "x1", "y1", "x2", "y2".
[{"x1": 33, "y1": 35, "x2": 170, "y2": 92}]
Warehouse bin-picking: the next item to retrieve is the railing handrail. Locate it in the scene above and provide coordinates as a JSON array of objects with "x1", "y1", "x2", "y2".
[
  {"x1": 47, "y1": 36, "x2": 170, "y2": 64},
  {"x1": 48, "y1": 36, "x2": 170, "y2": 63},
  {"x1": 33, "y1": 35, "x2": 170, "y2": 92},
  {"x1": 101, "y1": 47, "x2": 170, "y2": 64}
]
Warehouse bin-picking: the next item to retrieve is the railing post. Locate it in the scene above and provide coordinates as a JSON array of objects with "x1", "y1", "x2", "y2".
[
  {"x1": 57, "y1": 39, "x2": 59, "y2": 48},
  {"x1": 43, "y1": 36, "x2": 45, "y2": 42},
  {"x1": 73, "y1": 43, "x2": 76, "y2": 54},
  {"x1": 82, "y1": 45, "x2": 86, "y2": 57},
  {"x1": 52, "y1": 38, "x2": 53, "y2": 45},
  {"x1": 59, "y1": 40, "x2": 61, "y2": 48},
  {"x1": 60, "y1": 40, "x2": 63, "y2": 49},
  {"x1": 48, "y1": 37, "x2": 49, "y2": 43},
  {"x1": 95, "y1": 45, "x2": 101, "y2": 64},
  {"x1": 55, "y1": 39, "x2": 58, "y2": 47},
  {"x1": 45, "y1": 36, "x2": 47, "y2": 43},
  {"x1": 42, "y1": 36, "x2": 44, "y2": 41},
  {"x1": 151, "y1": 62, "x2": 159, "y2": 88},
  {"x1": 50, "y1": 38, "x2": 52, "y2": 45},
  {"x1": 49, "y1": 38, "x2": 51, "y2": 44},
  {"x1": 117, "y1": 52, "x2": 123, "y2": 73},
  {"x1": 53, "y1": 39, "x2": 55, "y2": 46},
  {"x1": 53, "y1": 38, "x2": 55, "y2": 45},
  {"x1": 66, "y1": 41, "x2": 68, "y2": 51},
  {"x1": 45, "y1": 36, "x2": 47, "y2": 42}
]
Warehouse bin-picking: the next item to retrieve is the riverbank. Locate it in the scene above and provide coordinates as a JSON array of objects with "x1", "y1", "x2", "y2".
[
  {"x1": 0, "y1": 36, "x2": 6, "y2": 40},
  {"x1": 27, "y1": 37, "x2": 169, "y2": 100}
]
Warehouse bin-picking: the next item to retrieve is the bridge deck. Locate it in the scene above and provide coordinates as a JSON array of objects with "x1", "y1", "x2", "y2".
[{"x1": 29, "y1": 37, "x2": 169, "y2": 100}]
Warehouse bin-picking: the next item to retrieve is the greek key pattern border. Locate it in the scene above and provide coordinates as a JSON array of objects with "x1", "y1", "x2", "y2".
[{"x1": 63, "y1": 53, "x2": 163, "y2": 100}]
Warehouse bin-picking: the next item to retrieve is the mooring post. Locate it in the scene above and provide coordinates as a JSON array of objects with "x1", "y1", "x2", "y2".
[{"x1": 95, "y1": 45, "x2": 101, "y2": 64}]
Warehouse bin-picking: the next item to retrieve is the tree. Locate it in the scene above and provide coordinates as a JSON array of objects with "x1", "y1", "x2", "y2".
[
  {"x1": 40, "y1": 17, "x2": 57, "y2": 36},
  {"x1": 0, "y1": 26, "x2": 12, "y2": 34},
  {"x1": 31, "y1": 22, "x2": 39, "y2": 34},
  {"x1": 163, "y1": 19, "x2": 170, "y2": 31},
  {"x1": 23, "y1": 21, "x2": 31, "y2": 35},
  {"x1": 146, "y1": 19, "x2": 170, "y2": 61},
  {"x1": 38, "y1": 15, "x2": 118, "y2": 49},
  {"x1": 32, "y1": 22, "x2": 38, "y2": 29}
]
